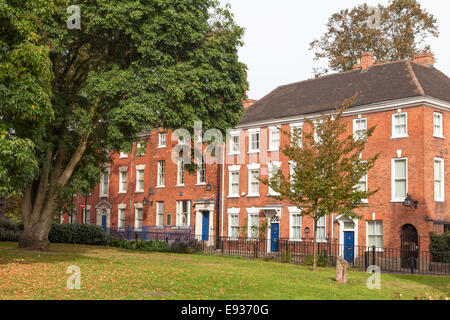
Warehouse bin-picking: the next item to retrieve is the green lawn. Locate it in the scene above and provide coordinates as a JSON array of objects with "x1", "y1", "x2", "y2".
[{"x1": 0, "y1": 242, "x2": 448, "y2": 300}]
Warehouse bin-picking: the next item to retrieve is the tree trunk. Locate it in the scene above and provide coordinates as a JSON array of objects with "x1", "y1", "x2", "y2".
[
  {"x1": 313, "y1": 214, "x2": 318, "y2": 272},
  {"x1": 0, "y1": 196, "x2": 8, "y2": 225}
]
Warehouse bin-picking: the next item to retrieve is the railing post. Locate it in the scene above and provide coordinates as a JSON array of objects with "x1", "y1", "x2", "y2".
[{"x1": 372, "y1": 245, "x2": 376, "y2": 266}]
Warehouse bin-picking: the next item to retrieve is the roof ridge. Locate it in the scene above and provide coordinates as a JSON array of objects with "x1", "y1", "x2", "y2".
[{"x1": 405, "y1": 60, "x2": 425, "y2": 96}]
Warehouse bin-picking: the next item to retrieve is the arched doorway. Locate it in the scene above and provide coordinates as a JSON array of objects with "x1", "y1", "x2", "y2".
[{"x1": 401, "y1": 224, "x2": 419, "y2": 269}]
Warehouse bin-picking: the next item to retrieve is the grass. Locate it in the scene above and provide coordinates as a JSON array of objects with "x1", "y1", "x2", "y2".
[{"x1": 0, "y1": 242, "x2": 449, "y2": 300}]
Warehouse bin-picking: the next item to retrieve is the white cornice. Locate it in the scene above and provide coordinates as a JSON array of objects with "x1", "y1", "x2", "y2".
[{"x1": 235, "y1": 96, "x2": 450, "y2": 130}]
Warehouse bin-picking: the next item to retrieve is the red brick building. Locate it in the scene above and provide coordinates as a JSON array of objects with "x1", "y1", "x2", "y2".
[{"x1": 64, "y1": 53, "x2": 449, "y2": 255}]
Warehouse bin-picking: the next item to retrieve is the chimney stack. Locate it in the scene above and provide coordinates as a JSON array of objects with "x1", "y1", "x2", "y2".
[
  {"x1": 361, "y1": 52, "x2": 374, "y2": 71},
  {"x1": 243, "y1": 99, "x2": 257, "y2": 110},
  {"x1": 413, "y1": 53, "x2": 434, "y2": 67}
]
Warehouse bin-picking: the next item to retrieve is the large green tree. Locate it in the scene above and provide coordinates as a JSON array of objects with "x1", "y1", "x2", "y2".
[
  {"x1": 261, "y1": 101, "x2": 379, "y2": 271},
  {"x1": 310, "y1": 0, "x2": 439, "y2": 74},
  {"x1": 0, "y1": 0, "x2": 247, "y2": 251}
]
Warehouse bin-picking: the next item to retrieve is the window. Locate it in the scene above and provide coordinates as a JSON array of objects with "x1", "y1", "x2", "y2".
[
  {"x1": 100, "y1": 170, "x2": 110, "y2": 197},
  {"x1": 357, "y1": 173, "x2": 368, "y2": 203},
  {"x1": 314, "y1": 121, "x2": 323, "y2": 143},
  {"x1": 158, "y1": 132, "x2": 167, "y2": 148},
  {"x1": 434, "y1": 158, "x2": 445, "y2": 202},
  {"x1": 434, "y1": 113, "x2": 443, "y2": 138},
  {"x1": 120, "y1": 152, "x2": 128, "y2": 158},
  {"x1": 367, "y1": 221, "x2": 383, "y2": 249},
  {"x1": 290, "y1": 124, "x2": 303, "y2": 148},
  {"x1": 136, "y1": 167, "x2": 145, "y2": 192},
  {"x1": 249, "y1": 129, "x2": 260, "y2": 153},
  {"x1": 166, "y1": 213, "x2": 172, "y2": 226},
  {"x1": 177, "y1": 159, "x2": 185, "y2": 186},
  {"x1": 230, "y1": 132, "x2": 240, "y2": 154},
  {"x1": 119, "y1": 168, "x2": 127, "y2": 193},
  {"x1": 248, "y1": 168, "x2": 260, "y2": 196},
  {"x1": 289, "y1": 209, "x2": 302, "y2": 241},
  {"x1": 118, "y1": 207, "x2": 126, "y2": 230},
  {"x1": 135, "y1": 206, "x2": 143, "y2": 231},
  {"x1": 353, "y1": 118, "x2": 367, "y2": 140},
  {"x1": 392, "y1": 158, "x2": 408, "y2": 201},
  {"x1": 229, "y1": 213, "x2": 239, "y2": 238},
  {"x1": 248, "y1": 213, "x2": 259, "y2": 239},
  {"x1": 157, "y1": 161, "x2": 165, "y2": 187},
  {"x1": 156, "y1": 202, "x2": 164, "y2": 227},
  {"x1": 136, "y1": 142, "x2": 146, "y2": 157},
  {"x1": 316, "y1": 216, "x2": 326, "y2": 241},
  {"x1": 176, "y1": 200, "x2": 191, "y2": 227},
  {"x1": 268, "y1": 162, "x2": 281, "y2": 196},
  {"x1": 84, "y1": 207, "x2": 91, "y2": 224},
  {"x1": 269, "y1": 127, "x2": 280, "y2": 151},
  {"x1": 392, "y1": 113, "x2": 408, "y2": 138},
  {"x1": 228, "y1": 166, "x2": 240, "y2": 197},
  {"x1": 197, "y1": 156, "x2": 206, "y2": 184}
]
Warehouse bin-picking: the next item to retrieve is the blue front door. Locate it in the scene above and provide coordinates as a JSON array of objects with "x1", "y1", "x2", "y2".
[
  {"x1": 202, "y1": 212, "x2": 209, "y2": 241},
  {"x1": 101, "y1": 215, "x2": 107, "y2": 231},
  {"x1": 344, "y1": 231, "x2": 355, "y2": 263},
  {"x1": 271, "y1": 223, "x2": 280, "y2": 252}
]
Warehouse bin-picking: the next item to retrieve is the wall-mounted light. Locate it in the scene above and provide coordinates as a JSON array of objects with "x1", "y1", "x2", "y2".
[
  {"x1": 403, "y1": 194, "x2": 419, "y2": 209},
  {"x1": 143, "y1": 197, "x2": 148, "y2": 206},
  {"x1": 206, "y1": 183, "x2": 212, "y2": 191}
]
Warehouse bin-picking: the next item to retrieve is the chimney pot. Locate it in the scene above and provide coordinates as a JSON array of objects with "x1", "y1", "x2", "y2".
[
  {"x1": 361, "y1": 52, "x2": 374, "y2": 71},
  {"x1": 413, "y1": 53, "x2": 434, "y2": 67}
]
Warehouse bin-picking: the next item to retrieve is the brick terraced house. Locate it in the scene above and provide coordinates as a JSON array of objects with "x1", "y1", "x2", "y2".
[{"x1": 64, "y1": 53, "x2": 450, "y2": 257}]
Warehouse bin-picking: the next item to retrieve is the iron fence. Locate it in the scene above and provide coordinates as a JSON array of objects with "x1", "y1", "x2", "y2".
[{"x1": 106, "y1": 228, "x2": 450, "y2": 276}]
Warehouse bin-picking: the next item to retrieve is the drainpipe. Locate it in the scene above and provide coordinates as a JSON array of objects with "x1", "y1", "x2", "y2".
[
  {"x1": 128, "y1": 141, "x2": 134, "y2": 237},
  {"x1": 221, "y1": 142, "x2": 225, "y2": 238},
  {"x1": 215, "y1": 145, "x2": 222, "y2": 249}
]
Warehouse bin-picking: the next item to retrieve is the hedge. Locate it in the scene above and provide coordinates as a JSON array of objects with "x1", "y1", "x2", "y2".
[
  {"x1": 430, "y1": 232, "x2": 450, "y2": 263},
  {"x1": 48, "y1": 223, "x2": 110, "y2": 245}
]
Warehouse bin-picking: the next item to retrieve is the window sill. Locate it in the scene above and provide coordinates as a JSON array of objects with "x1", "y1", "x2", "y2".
[
  {"x1": 289, "y1": 239, "x2": 303, "y2": 243},
  {"x1": 157, "y1": 146, "x2": 167, "y2": 149},
  {"x1": 118, "y1": 191, "x2": 127, "y2": 195},
  {"x1": 433, "y1": 136, "x2": 445, "y2": 140},
  {"x1": 365, "y1": 248, "x2": 384, "y2": 253},
  {"x1": 228, "y1": 152, "x2": 241, "y2": 156},
  {"x1": 175, "y1": 185, "x2": 185, "y2": 188},
  {"x1": 227, "y1": 195, "x2": 240, "y2": 199},
  {"x1": 247, "y1": 194, "x2": 260, "y2": 198},
  {"x1": 268, "y1": 149, "x2": 280, "y2": 153},
  {"x1": 135, "y1": 190, "x2": 144, "y2": 194},
  {"x1": 390, "y1": 135, "x2": 409, "y2": 139},
  {"x1": 435, "y1": 200, "x2": 445, "y2": 203},
  {"x1": 390, "y1": 200, "x2": 405, "y2": 203},
  {"x1": 100, "y1": 194, "x2": 109, "y2": 198},
  {"x1": 247, "y1": 151, "x2": 260, "y2": 154},
  {"x1": 196, "y1": 183, "x2": 207, "y2": 186},
  {"x1": 155, "y1": 186, "x2": 165, "y2": 189}
]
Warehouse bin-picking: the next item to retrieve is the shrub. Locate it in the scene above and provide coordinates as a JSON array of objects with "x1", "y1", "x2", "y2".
[
  {"x1": 169, "y1": 239, "x2": 202, "y2": 254},
  {"x1": 0, "y1": 221, "x2": 22, "y2": 242},
  {"x1": 48, "y1": 223, "x2": 110, "y2": 246},
  {"x1": 305, "y1": 252, "x2": 329, "y2": 267},
  {"x1": 430, "y1": 232, "x2": 450, "y2": 263}
]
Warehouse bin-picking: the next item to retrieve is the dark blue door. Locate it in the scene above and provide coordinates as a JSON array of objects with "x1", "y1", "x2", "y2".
[
  {"x1": 202, "y1": 212, "x2": 209, "y2": 241},
  {"x1": 344, "y1": 231, "x2": 355, "y2": 263},
  {"x1": 101, "y1": 215, "x2": 107, "y2": 231},
  {"x1": 271, "y1": 223, "x2": 280, "y2": 252}
]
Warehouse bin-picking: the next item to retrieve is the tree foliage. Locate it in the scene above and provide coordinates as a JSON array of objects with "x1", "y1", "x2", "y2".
[
  {"x1": 0, "y1": 0, "x2": 247, "y2": 250},
  {"x1": 261, "y1": 98, "x2": 379, "y2": 270},
  {"x1": 310, "y1": 0, "x2": 439, "y2": 74}
]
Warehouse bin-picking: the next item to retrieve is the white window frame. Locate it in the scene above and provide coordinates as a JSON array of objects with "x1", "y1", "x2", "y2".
[
  {"x1": 177, "y1": 159, "x2": 185, "y2": 186},
  {"x1": 135, "y1": 165, "x2": 145, "y2": 193},
  {"x1": 197, "y1": 156, "x2": 207, "y2": 185},
  {"x1": 120, "y1": 152, "x2": 128, "y2": 159},
  {"x1": 156, "y1": 202, "x2": 164, "y2": 227},
  {"x1": 268, "y1": 162, "x2": 282, "y2": 196},
  {"x1": 119, "y1": 167, "x2": 128, "y2": 194},
  {"x1": 247, "y1": 213, "x2": 259, "y2": 239},
  {"x1": 314, "y1": 120, "x2": 323, "y2": 143},
  {"x1": 100, "y1": 168, "x2": 110, "y2": 198},
  {"x1": 229, "y1": 130, "x2": 241, "y2": 155},
  {"x1": 228, "y1": 166, "x2": 241, "y2": 198},
  {"x1": 356, "y1": 165, "x2": 369, "y2": 204},
  {"x1": 268, "y1": 126, "x2": 281, "y2": 152},
  {"x1": 157, "y1": 160, "x2": 165, "y2": 188},
  {"x1": 353, "y1": 118, "x2": 368, "y2": 140},
  {"x1": 158, "y1": 132, "x2": 167, "y2": 148},
  {"x1": 176, "y1": 200, "x2": 191, "y2": 228},
  {"x1": 392, "y1": 112, "x2": 409, "y2": 138},
  {"x1": 316, "y1": 216, "x2": 326, "y2": 242},
  {"x1": 434, "y1": 158, "x2": 445, "y2": 202},
  {"x1": 228, "y1": 208, "x2": 240, "y2": 239},
  {"x1": 118, "y1": 205, "x2": 126, "y2": 230},
  {"x1": 248, "y1": 129, "x2": 260, "y2": 153},
  {"x1": 433, "y1": 113, "x2": 444, "y2": 138},
  {"x1": 247, "y1": 164, "x2": 261, "y2": 197},
  {"x1": 392, "y1": 158, "x2": 408, "y2": 202},
  {"x1": 366, "y1": 220, "x2": 383, "y2": 250},
  {"x1": 289, "y1": 207, "x2": 302, "y2": 242},
  {"x1": 290, "y1": 123, "x2": 303, "y2": 148},
  {"x1": 134, "y1": 204, "x2": 143, "y2": 231}
]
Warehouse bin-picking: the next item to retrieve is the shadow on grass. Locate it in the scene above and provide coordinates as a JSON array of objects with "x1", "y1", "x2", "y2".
[
  {"x1": 388, "y1": 273, "x2": 450, "y2": 293},
  {"x1": 0, "y1": 242, "x2": 112, "y2": 266}
]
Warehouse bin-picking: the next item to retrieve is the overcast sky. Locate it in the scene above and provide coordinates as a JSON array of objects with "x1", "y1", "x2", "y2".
[{"x1": 218, "y1": 0, "x2": 450, "y2": 100}]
